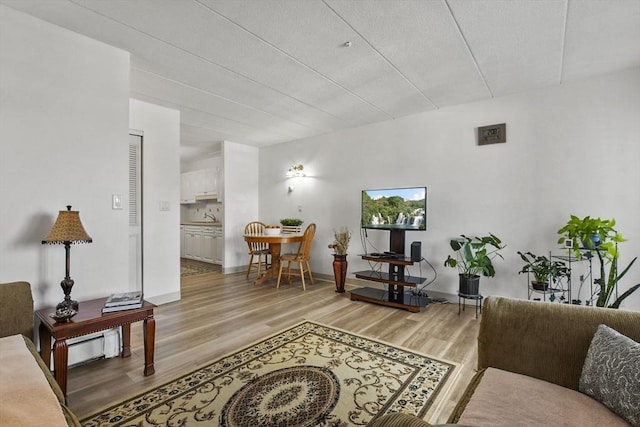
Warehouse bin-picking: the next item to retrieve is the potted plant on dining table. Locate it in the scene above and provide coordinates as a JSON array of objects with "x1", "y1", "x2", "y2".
[{"x1": 328, "y1": 227, "x2": 351, "y2": 293}]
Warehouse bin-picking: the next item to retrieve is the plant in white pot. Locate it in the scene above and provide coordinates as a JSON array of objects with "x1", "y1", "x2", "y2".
[{"x1": 444, "y1": 234, "x2": 505, "y2": 295}]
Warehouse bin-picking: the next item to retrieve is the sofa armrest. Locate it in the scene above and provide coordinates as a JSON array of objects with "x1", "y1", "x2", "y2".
[
  {"x1": 0, "y1": 281, "x2": 34, "y2": 340},
  {"x1": 477, "y1": 296, "x2": 640, "y2": 390}
]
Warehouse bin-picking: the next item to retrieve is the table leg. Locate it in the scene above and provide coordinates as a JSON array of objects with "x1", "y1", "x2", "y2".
[
  {"x1": 254, "y1": 243, "x2": 282, "y2": 285},
  {"x1": 52, "y1": 339, "x2": 69, "y2": 398},
  {"x1": 121, "y1": 323, "x2": 131, "y2": 357},
  {"x1": 39, "y1": 322, "x2": 52, "y2": 368},
  {"x1": 143, "y1": 315, "x2": 155, "y2": 376}
]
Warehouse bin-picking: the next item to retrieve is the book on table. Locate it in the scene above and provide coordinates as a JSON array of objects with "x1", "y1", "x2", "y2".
[
  {"x1": 104, "y1": 291, "x2": 142, "y2": 307},
  {"x1": 102, "y1": 291, "x2": 143, "y2": 313},
  {"x1": 102, "y1": 301, "x2": 143, "y2": 313}
]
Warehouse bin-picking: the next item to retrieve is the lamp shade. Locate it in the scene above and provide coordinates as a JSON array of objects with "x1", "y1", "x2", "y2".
[{"x1": 42, "y1": 205, "x2": 92, "y2": 244}]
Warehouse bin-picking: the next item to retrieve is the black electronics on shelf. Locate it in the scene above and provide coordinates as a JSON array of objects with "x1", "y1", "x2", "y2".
[{"x1": 351, "y1": 229, "x2": 428, "y2": 312}]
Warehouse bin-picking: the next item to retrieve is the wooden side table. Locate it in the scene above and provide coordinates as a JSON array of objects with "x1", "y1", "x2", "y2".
[{"x1": 36, "y1": 297, "x2": 156, "y2": 398}]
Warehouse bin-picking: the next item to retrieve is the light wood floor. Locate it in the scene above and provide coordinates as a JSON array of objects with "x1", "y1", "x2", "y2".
[{"x1": 67, "y1": 271, "x2": 481, "y2": 424}]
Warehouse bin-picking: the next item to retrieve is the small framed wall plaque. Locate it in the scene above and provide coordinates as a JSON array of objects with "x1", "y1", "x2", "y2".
[{"x1": 478, "y1": 123, "x2": 506, "y2": 145}]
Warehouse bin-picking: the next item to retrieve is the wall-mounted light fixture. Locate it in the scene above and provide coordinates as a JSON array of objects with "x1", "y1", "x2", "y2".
[{"x1": 286, "y1": 164, "x2": 305, "y2": 178}]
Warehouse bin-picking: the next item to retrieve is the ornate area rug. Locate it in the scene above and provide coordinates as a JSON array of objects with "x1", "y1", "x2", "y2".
[
  {"x1": 180, "y1": 258, "x2": 221, "y2": 277},
  {"x1": 82, "y1": 321, "x2": 455, "y2": 426}
]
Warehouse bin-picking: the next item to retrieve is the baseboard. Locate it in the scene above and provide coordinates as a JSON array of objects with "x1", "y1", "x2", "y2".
[{"x1": 145, "y1": 291, "x2": 181, "y2": 305}]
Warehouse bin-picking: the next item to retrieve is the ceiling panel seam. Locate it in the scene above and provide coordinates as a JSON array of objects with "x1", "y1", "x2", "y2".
[
  {"x1": 194, "y1": 0, "x2": 394, "y2": 120},
  {"x1": 322, "y1": 0, "x2": 438, "y2": 111},
  {"x1": 69, "y1": 0, "x2": 352, "y2": 124},
  {"x1": 443, "y1": 0, "x2": 493, "y2": 99},
  {"x1": 130, "y1": 90, "x2": 305, "y2": 141},
  {"x1": 132, "y1": 67, "x2": 323, "y2": 133}
]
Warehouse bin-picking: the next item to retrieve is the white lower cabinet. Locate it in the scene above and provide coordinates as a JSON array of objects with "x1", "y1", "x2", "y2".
[{"x1": 182, "y1": 225, "x2": 221, "y2": 265}]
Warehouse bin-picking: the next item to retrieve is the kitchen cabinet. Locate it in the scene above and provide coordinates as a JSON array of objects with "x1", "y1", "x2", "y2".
[
  {"x1": 180, "y1": 226, "x2": 185, "y2": 258},
  {"x1": 181, "y1": 168, "x2": 220, "y2": 204},
  {"x1": 214, "y1": 229, "x2": 223, "y2": 265},
  {"x1": 181, "y1": 225, "x2": 222, "y2": 265}
]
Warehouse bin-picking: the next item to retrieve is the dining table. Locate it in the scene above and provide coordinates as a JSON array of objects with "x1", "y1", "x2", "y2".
[{"x1": 243, "y1": 232, "x2": 305, "y2": 285}]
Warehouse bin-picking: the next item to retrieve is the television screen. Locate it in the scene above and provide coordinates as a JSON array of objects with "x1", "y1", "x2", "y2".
[{"x1": 361, "y1": 187, "x2": 426, "y2": 230}]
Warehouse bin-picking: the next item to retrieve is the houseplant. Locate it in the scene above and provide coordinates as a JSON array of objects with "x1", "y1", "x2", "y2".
[
  {"x1": 444, "y1": 234, "x2": 505, "y2": 295},
  {"x1": 280, "y1": 218, "x2": 304, "y2": 227},
  {"x1": 557, "y1": 215, "x2": 638, "y2": 308},
  {"x1": 328, "y1": 227, "x2": 351, "y2": 293},
  {"x1": 517, "y1": 251, "x2": 570, "y2": 291}
]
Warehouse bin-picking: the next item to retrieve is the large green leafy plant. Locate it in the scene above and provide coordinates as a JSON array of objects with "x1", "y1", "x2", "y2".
[
  {"x1": 444, "y1": 234, "x2": 505, "y2": 278},
  {"x1": 557, "y1": 215, "x2": 638, "y2": 308}
]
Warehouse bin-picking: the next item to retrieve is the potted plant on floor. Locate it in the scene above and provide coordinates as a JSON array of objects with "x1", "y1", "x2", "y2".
[
  {"x1": 557, "y1": 215, "x2": 638, "y2": 308},
  {"x1": 328, "y1": 227, "x2": 351, "y2": 293},
  {"x1": 444, "y1": 234, "x2": 505, "y2": 295},
  {"x1": 517, "y1": 251, "x2": 570, "y2": 291}
]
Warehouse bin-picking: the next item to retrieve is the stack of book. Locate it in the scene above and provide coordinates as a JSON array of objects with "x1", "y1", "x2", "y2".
[{"x1": 102, "y1": 291, "x2": 143, "y2": 313}]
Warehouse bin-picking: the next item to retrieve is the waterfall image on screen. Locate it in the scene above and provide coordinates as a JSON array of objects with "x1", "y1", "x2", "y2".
[{"x1": 361, "y1": 187, "x2": 426, "y2": 230}]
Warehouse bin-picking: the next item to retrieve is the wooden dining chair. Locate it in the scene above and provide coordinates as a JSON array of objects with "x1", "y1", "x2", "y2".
[
  {"x1": 244, "y1": 221, "x2": 271, "y2": 279},
  {"x1": 277, "y1": 223, "x2": 316, "y2": 290}
]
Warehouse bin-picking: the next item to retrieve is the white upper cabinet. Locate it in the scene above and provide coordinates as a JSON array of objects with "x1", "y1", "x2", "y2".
[{"x1": 181, "y1": 168, "x2": 221, "y2": 204}]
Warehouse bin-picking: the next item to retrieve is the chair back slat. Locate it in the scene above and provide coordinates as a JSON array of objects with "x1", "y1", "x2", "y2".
[{"x1": 244, "y1": 221, "x2": 269, "y2": 252}]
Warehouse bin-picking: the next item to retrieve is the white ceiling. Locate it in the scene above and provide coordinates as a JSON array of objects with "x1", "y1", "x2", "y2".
[{"x1": 3, "y1": 0, "x2": 640, "y2": 162}]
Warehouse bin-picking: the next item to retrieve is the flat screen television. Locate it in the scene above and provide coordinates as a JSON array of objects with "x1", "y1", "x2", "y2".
[{"x1": 361, "y1": 187, "x2": 426, "y2": 231}]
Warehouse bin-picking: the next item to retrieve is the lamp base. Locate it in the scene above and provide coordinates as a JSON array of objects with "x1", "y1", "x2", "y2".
[
  {"x1": 57, "y1": 298, "x2": 78, "y2": 311},
  {"x1": 58, "y1": 277, "x2": 78, "y2": 311}
]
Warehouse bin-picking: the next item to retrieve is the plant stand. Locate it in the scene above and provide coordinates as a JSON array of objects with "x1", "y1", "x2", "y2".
[
  {"x1": 458, "y1": 293, "x2": 483, "y2": 318},
  {"x1": 333, "y1": 254, "x2": 348, "y2": 293}
]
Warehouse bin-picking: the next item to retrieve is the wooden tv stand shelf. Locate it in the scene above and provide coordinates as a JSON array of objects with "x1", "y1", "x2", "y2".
[{"x1": 351, "y1": 232, "x2": 428, "y2": 312}]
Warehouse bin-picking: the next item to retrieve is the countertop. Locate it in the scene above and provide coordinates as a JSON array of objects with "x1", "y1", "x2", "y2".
[{"x1": 181, "y1": 221, "x2": 222, "y2": 226}]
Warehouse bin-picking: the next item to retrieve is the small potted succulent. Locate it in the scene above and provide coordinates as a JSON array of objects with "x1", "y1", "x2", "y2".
[{"x1": 517, "y1": 251, "x2": 570, "y2": 291}]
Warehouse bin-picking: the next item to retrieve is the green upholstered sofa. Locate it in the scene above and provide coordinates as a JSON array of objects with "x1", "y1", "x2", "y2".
[
  {"x1": 0, "y1": 281, "x2": 81, "y2": 427},
  {"x1": 371, "y1": 296, "x2": 640, "y2": 427}
]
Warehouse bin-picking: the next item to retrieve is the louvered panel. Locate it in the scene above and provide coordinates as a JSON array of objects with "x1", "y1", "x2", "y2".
[{"x1": 128, "y1": 143, "x2": 139, "y2": 226}]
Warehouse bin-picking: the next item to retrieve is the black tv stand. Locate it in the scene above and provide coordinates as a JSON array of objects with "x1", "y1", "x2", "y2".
[{"x1": 351, "y1": 229, "x2": 428, "y2": 312}]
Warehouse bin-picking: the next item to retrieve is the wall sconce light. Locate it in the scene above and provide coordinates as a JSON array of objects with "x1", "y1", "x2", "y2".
[{"x1": 286, "y1": 164, "x2": 305, "y2": 178}]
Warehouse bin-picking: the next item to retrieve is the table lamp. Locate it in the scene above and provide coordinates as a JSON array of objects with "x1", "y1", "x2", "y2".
[{"x1": 42, "y1": 205, "x2": 92, "y2": 311}]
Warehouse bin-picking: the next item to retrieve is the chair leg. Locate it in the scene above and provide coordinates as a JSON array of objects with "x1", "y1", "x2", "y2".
[
  {"x1": 305, "y1": 261, "x2": 314, "y2": 285},
  {"x1": 257, "y1": 254, "x2": 262, "y2": 277},
  {"x1": 299, "y1": 262, "x2": 306, "y2": 290},
  {"x1": 246, "y1": 254, "x2": 255, "y2": 279},
  {"x1": 277, "y1": 259, "x2": 285, "y2": 288}
]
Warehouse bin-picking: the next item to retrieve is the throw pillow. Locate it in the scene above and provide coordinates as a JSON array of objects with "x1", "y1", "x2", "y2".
[{"x1": 579, "y1": 324, "x2": 640, "y2": 426}]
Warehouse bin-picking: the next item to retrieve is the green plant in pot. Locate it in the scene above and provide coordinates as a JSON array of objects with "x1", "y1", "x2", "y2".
[
  {"x1": 517, "y1": 251, "x2": 570, "y2": 291},
  {"x1": 557, "y1": 215, "x2": 638, "y2": 308},
  {"x1": 280, "y1": 218, "x2": 304, "y2": 227},
  {"x1": 444, "y1": 234, "x2": 505, "y2": 295}
]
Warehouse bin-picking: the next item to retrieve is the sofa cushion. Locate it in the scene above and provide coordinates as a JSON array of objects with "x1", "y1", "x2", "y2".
[
  {"x1": 457, "y1": 367, "x2": 627, "y2": 426},
  {"x1": 0, "y1": 334, "x2": 68, "y2": 427},
  {"x1": 579, "y1": 324, "x2": 640, "y2": 426}
]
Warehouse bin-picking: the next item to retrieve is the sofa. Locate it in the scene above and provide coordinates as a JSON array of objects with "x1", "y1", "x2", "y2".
[
  {"x1": 372, "y1": 296, "x2": 640, "y2": 426},
  {"x1": 0, "y1": 281, "x2": 81, "y2": 427}
]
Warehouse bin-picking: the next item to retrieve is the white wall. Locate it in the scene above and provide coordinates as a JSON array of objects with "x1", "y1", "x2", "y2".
[
  {"x1": 0, "y1": 5, "x2": 130, "y2": 309},
  {"x1": 222, "y1": 141, "x2": 259, "y2": 272},
  {"x1": 259, "y1": 68, "x2": 640, "y2": 311},
  {"x1": 130, "y1": 99, "x2": 181, "y2": 304}
]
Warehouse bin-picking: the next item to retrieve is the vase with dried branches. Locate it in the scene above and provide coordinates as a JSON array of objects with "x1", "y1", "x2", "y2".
[{"x1": 329, "y1": 228, "x2": 351, "y2": 293}]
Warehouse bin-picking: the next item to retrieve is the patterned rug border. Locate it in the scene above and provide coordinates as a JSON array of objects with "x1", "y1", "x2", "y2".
[{"x1": 81, "y1": 320, "x2": 458, "y2": 425}]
